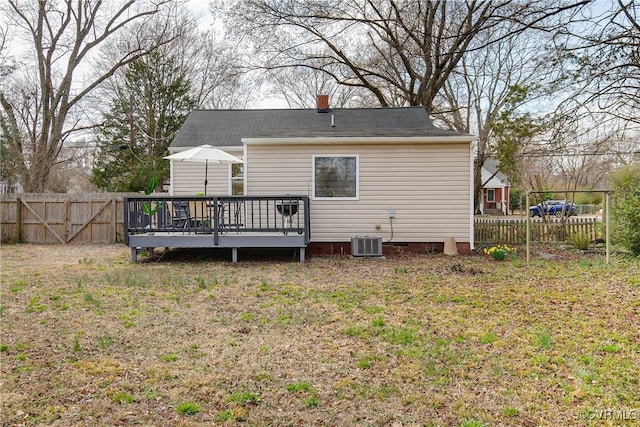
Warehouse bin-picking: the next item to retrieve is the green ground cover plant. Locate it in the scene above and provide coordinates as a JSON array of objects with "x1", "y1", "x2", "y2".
[
  {"x1": 0, "y1": 244, "x2": 638, "y2": 426},
  {"x1": 175, "y1": 401, "x2": 200, "y2": 416}
]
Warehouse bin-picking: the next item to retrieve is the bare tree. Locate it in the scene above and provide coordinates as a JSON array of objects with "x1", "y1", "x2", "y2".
[
  {"x1": 539, "y1": 111, "x2": 636, "y2": 190},
  {"x1": 97, "y1": 25, "x2": 262, "y2": 110},
  {"x1": 434, "y1": 24, "x2": 554, "y2": 212},
  {"x1": 0, "y1": 0, "x2": 190, "y2": 192},
  {"x1": 0, "y1": 22, "x2": 22, "y2": 191},
  {"x1": 543, "y1": 0, "x2": 640, "y2": 181},
  {"x1": 266, "y1": 65, "x2": 373, "y2": 109},
  {"x1": 184, "y1": 31, "x2": 263, "y2": 109},
  {"x1": 213, "y1": 0, "x2": 589, "y2": 116},
  {"x1": 0, "y1": 22, "x2": 6, "y2": 54},
  {"x1": 556, "y1": 0, "x2": 639, "y2": 126}
]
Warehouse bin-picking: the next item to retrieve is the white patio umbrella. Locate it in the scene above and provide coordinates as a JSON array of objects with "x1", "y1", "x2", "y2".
[{"x1": 164, "y1": 145, "x2": 244, "y2": 195}]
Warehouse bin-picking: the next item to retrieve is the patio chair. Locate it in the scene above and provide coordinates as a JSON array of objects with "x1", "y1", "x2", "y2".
[{"x1": 167, "y1": 201, "x2": 190, "y2": 230}]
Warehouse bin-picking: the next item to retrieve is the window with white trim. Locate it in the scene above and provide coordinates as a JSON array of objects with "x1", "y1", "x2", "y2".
[
  {"x1": 313, "y1": 155, "x2": 358, "y2": 199},
  {"x1": 230, "y1": 163, "x2": 244, "y2": 195},
  {"x1": 486, "y1": 189, "x2": 495, "y2": 203}
]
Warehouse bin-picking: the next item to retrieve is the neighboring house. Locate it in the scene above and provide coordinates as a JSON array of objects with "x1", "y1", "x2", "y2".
[
  {"x1": 165, "y1": 96, "x2": 475, "y2": 254},
  {"x1": 481, "y1": 159, "x2": 510, "y2": 215},
  {"x1": 0, "y1": 179, "x2": 23, "y2": 194}
]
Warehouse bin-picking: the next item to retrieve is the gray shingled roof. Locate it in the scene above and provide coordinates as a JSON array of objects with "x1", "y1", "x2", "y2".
[
  {"x1": 170, "y1": 106, "x2": 470, "y2": 148},
  {"x1": 483, "y1": 159, "x2": 510, "y2": 185}
]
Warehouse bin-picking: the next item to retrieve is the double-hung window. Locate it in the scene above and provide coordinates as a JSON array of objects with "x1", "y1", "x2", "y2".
[
  {"x1": 230, "y1": 163, "x2": 244, "y2": 195},
  {"x1": 313, "y1": 155, "x2": 359, "y2": 199}
]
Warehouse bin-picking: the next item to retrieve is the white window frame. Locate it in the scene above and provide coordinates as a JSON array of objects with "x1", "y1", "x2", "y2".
[
  {"x1": 486, "y1": 189, "x2": 495, "y2": 203},
  {"x1": 228, "y1": 161, "x2": 244, "y2": 195},
  {"x1": 312, "y1": 154, "x2": 359, "y2": 200}
]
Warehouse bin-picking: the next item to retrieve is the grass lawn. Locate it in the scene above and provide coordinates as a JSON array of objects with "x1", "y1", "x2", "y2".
[{"x1": 1, "y1": 244, "x2": 639, "y2": 426}]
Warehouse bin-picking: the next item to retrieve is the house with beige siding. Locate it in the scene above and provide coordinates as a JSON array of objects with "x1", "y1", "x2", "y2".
[{"x1": 162, "y1": 97, "x2": 475, "y2": 256}]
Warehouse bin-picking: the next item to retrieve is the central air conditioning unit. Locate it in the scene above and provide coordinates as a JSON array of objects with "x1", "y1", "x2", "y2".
[{"x1": 351, "y1": 236, "x2": 383, "y2": 257}]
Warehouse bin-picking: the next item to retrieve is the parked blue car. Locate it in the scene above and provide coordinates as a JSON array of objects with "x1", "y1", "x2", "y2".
[{"x1": 529, "y1": 200, "x2": 577, "y2": 218}]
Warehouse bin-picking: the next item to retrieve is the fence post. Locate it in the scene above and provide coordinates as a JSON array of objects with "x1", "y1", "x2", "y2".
[
  {"x1": 526, "y1": 192, "x2": 531, "y2": 266},
  {"x1": 64, "y1": 197, "x2": 71, "y2": 243},
  {"x1": 123, "y1": 198, "x2": 129, "y2": 245},
  {"x1": 605, "y1": 192, "x2": 611, "y2": 264},
  {"x1": 16, "y1": 196, "x2": 22, "y2": 242},
  {"x1": 112, "y1": 197, "x2": 117, "y2": 243}
]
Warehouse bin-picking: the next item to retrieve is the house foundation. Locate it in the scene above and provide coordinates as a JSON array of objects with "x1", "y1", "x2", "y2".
[{"x1": 306, "y1": 241, "x2": 471, "y2": 256}]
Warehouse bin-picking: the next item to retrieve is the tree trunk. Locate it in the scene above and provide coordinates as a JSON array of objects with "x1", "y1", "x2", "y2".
[
  {"x1": 473, "y1": 156, "x2": 485, "y2": 215},
  {"x1": 24, "y1": 146, "x2": 53, "y2": 192},
  {"x1": 4, "y1": 0, "x2": 185, "y2": 193}
]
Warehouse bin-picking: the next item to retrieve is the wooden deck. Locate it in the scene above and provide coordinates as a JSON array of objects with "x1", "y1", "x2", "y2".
[{"x1": 124, "y1": 195, "x2": 310, "y2": 262}]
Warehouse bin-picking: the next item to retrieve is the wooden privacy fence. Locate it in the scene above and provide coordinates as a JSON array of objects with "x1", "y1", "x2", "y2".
[
  {"x1": 0, "y1": 193, "x2": 139, "y2": 244},
  {"x1": 475, "y1": 217, "x2": 602, "y2": 244}
]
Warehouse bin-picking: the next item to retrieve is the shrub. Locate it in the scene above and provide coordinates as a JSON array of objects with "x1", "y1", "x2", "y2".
[
  {"x1": 610, "y1": 164, "x2": 640, "y2": 255},
  {"x1": 572, "y1": 232, "x2": 590, "y2": 250},
  {"x1": 509, "y1": 188, "x2": 521, "y2": 212}
]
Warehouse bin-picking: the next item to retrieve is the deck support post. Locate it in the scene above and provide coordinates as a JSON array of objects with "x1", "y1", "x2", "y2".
[
  {"x1": 299, "y1": 247, "x2": 305, "y2": 263},
  {"x1": 232, "y1": 247, "x2": 238, "y2": 263},
  {"x1": 131, "y1": 247, "x2": 138, "y2": 263}
]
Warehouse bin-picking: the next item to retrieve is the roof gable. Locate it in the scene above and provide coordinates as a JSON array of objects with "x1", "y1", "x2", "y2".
[
  {"x1": 170, "y1": 106, "x2": 471, "y2": 148},
  {"x1": 482, "y1": 159, "x2": 510, "y2": 185}
]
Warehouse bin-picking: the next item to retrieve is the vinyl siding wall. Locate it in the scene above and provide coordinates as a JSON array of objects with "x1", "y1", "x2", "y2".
[
  {"x1": 169, "y1": 148, "x2": 243, "y2": 196},
  {"x1": 246, "y1": 142, "x2": 471, "y2": 243}
]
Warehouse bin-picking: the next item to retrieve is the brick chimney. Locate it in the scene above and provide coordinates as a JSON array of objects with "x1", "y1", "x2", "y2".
[{"x1": 316, "y1": 94, "x2": 329, "y2": 113}]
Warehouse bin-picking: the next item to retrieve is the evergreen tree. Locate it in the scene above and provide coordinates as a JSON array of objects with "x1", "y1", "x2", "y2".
[{"x1": 92, "y1": 51, "x2": 194, "y2": 192}]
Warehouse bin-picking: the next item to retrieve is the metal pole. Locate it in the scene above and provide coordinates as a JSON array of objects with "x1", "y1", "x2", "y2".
[
  {"x1": 605, "y1": 191, "x2": 611, "y2": 264},
  {"x1": 526, "y1": 191, "x2": 531, "y2": 266},
  {"x1": 204, "y1": 160, "x2": 208, "y2": 196}
]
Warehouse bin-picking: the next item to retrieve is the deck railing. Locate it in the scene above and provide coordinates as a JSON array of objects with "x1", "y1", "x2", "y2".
[{"x1": 124, "y1": 195, "x2": 310, "y2": 246}]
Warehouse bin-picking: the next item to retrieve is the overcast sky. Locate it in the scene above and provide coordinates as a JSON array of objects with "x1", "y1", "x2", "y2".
[{"x1": 186, "y1": 0, "x2": 216, "y2": 29}]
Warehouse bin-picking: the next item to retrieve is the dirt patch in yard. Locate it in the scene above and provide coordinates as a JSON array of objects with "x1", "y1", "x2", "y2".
[
  {"x1": 1, "y1": 244, "x2": 638, "y2": 426},
  {"x1": 2, "y1": 243, "x2": 129, "y2": 267}
]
